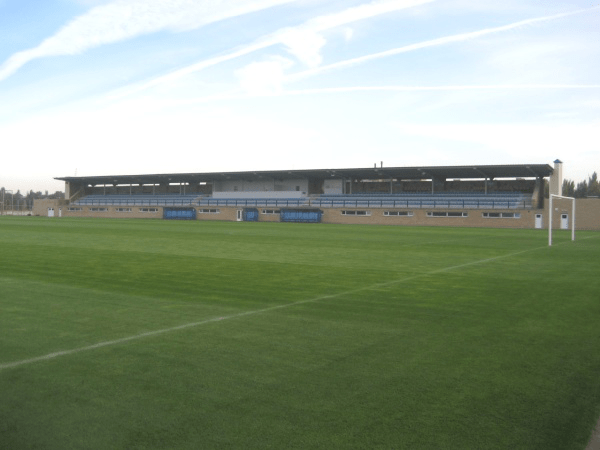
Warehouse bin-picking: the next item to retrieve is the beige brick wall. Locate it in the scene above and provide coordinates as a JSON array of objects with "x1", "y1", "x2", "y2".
[
  {"x1": 545, "y1": 197, "x2": 600, "y2": 231},
  {"x1": 53, "y1": 205, "x2": 163, "y2": 219},
  {"x1": 321, "y1": 208, "x2": 538, "y2": 228},
  {"x1": 40, "y1": 199, "x2": 600, "y2": 230},
  {"x1": 197, "y1": 208, "x2": 236, "y2": 221},
  {"x1": 32, "y1": 199, "x2": 68, "y2": 216}
]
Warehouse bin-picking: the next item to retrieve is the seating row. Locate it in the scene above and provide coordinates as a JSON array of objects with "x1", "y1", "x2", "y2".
[
  {"x1": 74, "y1": 192, "x2": 531, "y2": 209},
  {"x1": 319, "y1": 192, "x2": 525, "y2": 199}
]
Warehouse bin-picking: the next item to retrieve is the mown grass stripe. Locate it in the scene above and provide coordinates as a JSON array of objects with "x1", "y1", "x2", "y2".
[
  {"x1": 2, "y1": 218, "x2": 598, "y2": 450},
  {"x1": 0, "y1": 244, "x2": 550, "y2": 371}
]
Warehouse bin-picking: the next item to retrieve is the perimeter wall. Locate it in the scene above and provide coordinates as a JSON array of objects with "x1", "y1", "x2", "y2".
[{"x1": 33, "y1": 198, "x2": 600, "y2": 230}]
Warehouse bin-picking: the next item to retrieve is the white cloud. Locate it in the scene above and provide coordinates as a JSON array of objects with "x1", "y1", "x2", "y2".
[
  {"x1": 236, "y1": 57, "x2": 293, "y2": 95},
  {"x1": 286, "y1": 7, "x2": 597, "y2": 82},
  {"x1": 302, "y1": 0, "x2": 430, "y2": 32},
  {"x1": 0, "y1": 0, "x2": 297, "y2": 82},
  {"x1": 105, "y1": 0, "x2": 435, "y2": 100},
  {"x1": 265, "y1": 0, "x2": 436, "y2": 68},
  {"x1": 280, "y1": 29, "x2": 326, "y2": 68}
]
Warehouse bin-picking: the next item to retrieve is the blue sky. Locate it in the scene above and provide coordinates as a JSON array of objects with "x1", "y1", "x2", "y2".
[{"x1": 1, "y1": 0, "x2": 598, "y2": 193}]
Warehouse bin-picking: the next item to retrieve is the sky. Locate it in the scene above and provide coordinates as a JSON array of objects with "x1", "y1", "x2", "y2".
[{"x1": 1, "y1": 0, "x2": 599, "y2": 194}]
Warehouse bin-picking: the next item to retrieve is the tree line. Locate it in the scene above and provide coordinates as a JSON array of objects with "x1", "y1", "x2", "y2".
[
  {"x1": 1, "y1": 189, "x2": 65, "y2": 210},
  {"x1": 561, "y1": 172, "x2": 599, "y2": 198}
]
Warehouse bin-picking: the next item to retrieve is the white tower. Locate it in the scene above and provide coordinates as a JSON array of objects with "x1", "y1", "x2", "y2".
[{"x1": 549, "y1": 159, "x2": 563, "y2": 197}]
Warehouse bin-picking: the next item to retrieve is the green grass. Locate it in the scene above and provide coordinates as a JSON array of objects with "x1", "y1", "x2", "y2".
[{"x1": 1, "y1": 216, "x2": 599, "y2": 449}]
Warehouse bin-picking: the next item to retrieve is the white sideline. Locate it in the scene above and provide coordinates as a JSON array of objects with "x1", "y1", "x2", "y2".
[{"x1": 0, "y1": 238, "x2": 592, "y2": 371}]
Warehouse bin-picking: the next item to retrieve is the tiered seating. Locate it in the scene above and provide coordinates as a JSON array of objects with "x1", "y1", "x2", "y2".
[
  {"x1": 312, "y1": 192, "x2": 530, "y2": 209},
  {"x1": 197, "y1": 197, "x2": 310, "y2": 207},
  {"x1": 74, "y1": 192, "x2": 532, "y2": 209},
  {"x1": 75, "y1": 194, "x2": 202, "y2": 206}
]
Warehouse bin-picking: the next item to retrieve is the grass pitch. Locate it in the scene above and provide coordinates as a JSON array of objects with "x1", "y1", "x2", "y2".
[{"x1": 1, "y1": 216, "x2": 599, "y2": 449}]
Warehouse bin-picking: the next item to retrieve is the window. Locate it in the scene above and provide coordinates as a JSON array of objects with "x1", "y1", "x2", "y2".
[
  {"x1": 427, "y1": 211, "x2": 467, "y2": 218},
  {"x1": 116, "y1": 208, "x2": 132, "y2": 213},
  {"x1": 482, "y1": 212, "x2": 520, "y2": 219},
  {"x1": 67, "y1": 207, "x2": 83, "y2": 211},
  {"x1": 342, "y1": 210, "x2": 371, "y2": 216},
  {"x1": 89, "y1": 207, "x2": 108, "y2": 212},
  {"x1": 261, "y1": 209, "x2": 280, "y2": 215},
  {"x1": 139, "y1": 208, "x2": 159, "y2": 213},
  {"x1": 198, "y1": 209, "x2": 220, "y2": 214},
  {"x1": 384, "y1": 211, "x2": 413, "y2": 217}
]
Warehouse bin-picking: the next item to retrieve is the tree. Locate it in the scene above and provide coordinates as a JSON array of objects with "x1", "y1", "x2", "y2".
[
  {"x1": 574, "y1": 180, "x2": 588, "y2": 198},
  {"x1": 562, "y1": 179, "x2": 575, "y2": 197},
  {"x1": 588, "y1": 172, "x2": 599, "y2": 197}
]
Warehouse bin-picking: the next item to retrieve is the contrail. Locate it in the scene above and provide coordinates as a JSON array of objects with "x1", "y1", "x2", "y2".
[
  {"x1": 103, "y1": 0, "x2": 435, "y2": 101},
  {"x1": 0, "y1": 0, "x2": 298, "y2": 83},
  {"x1": 285, "y1": 7, "x2": 599, "y2": 82},
  {"x1": 105, "y1": 5, "x2": 597, "y2": 102}
]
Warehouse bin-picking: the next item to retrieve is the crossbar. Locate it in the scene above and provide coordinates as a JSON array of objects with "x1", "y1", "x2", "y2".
[{"x1": 549, "y1": 194, "x2": 575, "y2": 246}]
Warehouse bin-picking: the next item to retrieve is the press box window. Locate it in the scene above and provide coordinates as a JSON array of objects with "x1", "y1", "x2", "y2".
[
  {"x1": 426, "y1": 211, "x2": 468, "y2": 217},
  {"x1": 342, "y1": 210, "x2": 371, "y2": 216},
  {"x1": 384, "y1": 211, "x2": 413, "y2": 217},
  {"x1": 482, "y1": 212, "x2": 520, "y2": 219}
]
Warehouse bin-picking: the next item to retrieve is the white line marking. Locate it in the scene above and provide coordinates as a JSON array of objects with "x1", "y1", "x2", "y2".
[{"x1": 0, "y1": 239, "x2": 589, "y2": 371}]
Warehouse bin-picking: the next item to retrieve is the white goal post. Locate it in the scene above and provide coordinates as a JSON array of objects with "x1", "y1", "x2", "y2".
[{"x1": 549, "y1": 194, "x2": 575, "y2": 246}]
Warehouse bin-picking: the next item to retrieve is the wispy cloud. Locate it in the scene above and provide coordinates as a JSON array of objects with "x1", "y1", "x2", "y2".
[
  {"x1": 0, "y1": 0, "x2": 296, "y2": 82},
  {"x1": 235, "y1": 57, "x2": 294, "y2": 95},
  {"x1": 288, "y1": 0, "x2": 430, "y2": 33},
  {"x1": 285, "y1": 7, "x2": 598, "y2": 82},
  {"x1": 104, "y1": 0, "x2": 435, "y2": 100}
]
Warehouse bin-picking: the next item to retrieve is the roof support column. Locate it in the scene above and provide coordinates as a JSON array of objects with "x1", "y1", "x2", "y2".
[{"x1": 431, "y1": 176, "x2": 445, "y2": 194}]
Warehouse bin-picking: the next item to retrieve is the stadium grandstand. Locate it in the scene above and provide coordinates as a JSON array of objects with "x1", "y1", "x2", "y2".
[{"x1": 35, "y1": 160, "x2": 599, "y2": 229}]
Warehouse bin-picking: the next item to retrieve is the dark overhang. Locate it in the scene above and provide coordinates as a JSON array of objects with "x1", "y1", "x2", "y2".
[{"x1": 55, "y1": 164, "x2": 553, "y2": 186}]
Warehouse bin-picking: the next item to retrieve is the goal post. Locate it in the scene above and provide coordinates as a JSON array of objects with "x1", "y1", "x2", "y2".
[{"x1": 549, "y1": 194, "x2": 575, "y2": 246}]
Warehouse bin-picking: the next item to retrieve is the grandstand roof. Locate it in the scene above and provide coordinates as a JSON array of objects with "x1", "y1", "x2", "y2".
[{"x1": 56, "y1": 164, "x2": 553, "y2": 186}]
